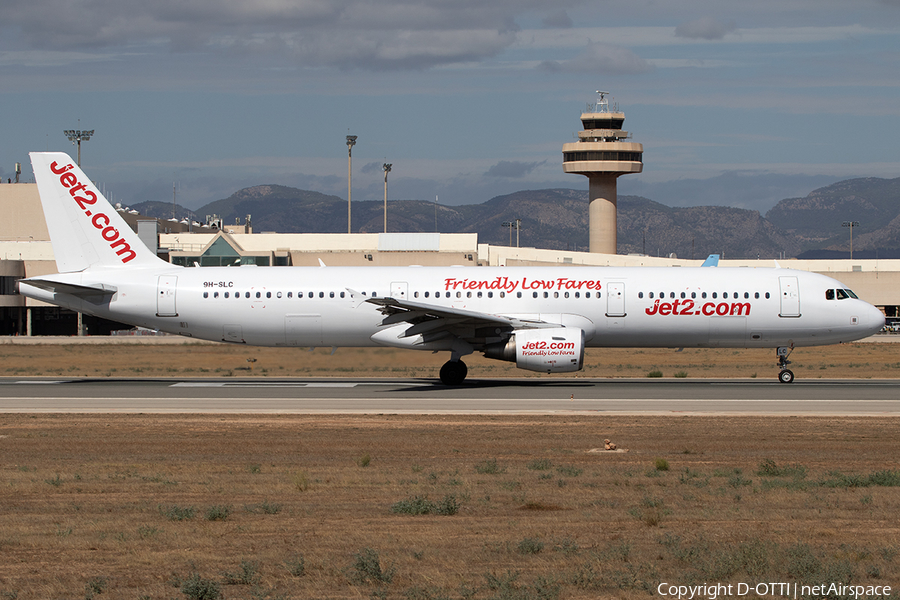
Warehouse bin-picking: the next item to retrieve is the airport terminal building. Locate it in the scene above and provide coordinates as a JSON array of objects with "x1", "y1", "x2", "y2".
[{"x1": 2, "y1": 182, "x2": 898, "y2": 336}]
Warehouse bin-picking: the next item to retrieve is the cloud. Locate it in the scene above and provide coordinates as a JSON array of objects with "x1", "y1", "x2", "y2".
[
  {"x1": 674, "y1": 17, "x2": 737, "y2": 41},
  {"x1": 484, "y1": 160, "x2": 545, "y2": 178},
  {"x1": 0, "y1": 0, "x2": 528, "y2": 71},
  {"x1": 538, "y1": 42, "x2": 653, "y2": 75},
  {"x1": 542, "y1": 9, "x2": 572, "y2": 28}
]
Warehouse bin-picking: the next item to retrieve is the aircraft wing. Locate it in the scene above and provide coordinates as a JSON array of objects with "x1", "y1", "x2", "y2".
[
  {"x1": 365, "y1": 296, "x2": 558, "y2": 338},
  {"x1": 18, "y1": 278, "x2": 117, "y2": 298}
]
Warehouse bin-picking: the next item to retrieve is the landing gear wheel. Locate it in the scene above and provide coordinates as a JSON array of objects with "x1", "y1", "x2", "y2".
[
  {"x1": 776, "y1": 346, "x2": 795, "y2": 384},
  {"x1": 439, "y1": 360, "x2": 468, "y2": 386}
]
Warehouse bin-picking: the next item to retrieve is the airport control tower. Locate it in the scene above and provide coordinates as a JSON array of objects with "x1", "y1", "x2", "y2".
[{"x1": 562, "y1": 92, "x2": 643, "y2": 254}]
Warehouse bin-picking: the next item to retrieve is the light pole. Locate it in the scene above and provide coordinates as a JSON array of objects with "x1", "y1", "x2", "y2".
[
  {"x1": 843, "y1": 221, "x2": 860, "y2": 259},
  {"x1": 346, "y1": 135, "x2": 357, "y2": 234},
  {"x1": 63, "y1": 128, "x2": 94, "y2": 166},
  {"x1": 383, "y1": 163, "x2": 392, "y2": 233},
  {"x1": 502, "y1": 219, "x2": 521, "y2": 248},
  {"x1": 63, "y1": 127, "x2": 93, "y2": 337}
]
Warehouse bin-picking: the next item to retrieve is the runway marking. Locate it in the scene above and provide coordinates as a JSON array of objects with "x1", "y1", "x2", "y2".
[
  {"x1": 173, "y1": 382, "x2": 358, "y2": 388},
  {"x1": 170, "y1": 382, "x2": 430, "y2": 389}
]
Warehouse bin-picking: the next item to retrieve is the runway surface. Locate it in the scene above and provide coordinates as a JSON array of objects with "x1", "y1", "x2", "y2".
[{"x1": 0, "y1": 377, "x2": 898, "y2": 415}]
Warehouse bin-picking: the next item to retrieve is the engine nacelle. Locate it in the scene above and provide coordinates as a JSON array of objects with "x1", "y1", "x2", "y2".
[{"x1": 483, "y1": 327, "x2": 585, "y2": 373}]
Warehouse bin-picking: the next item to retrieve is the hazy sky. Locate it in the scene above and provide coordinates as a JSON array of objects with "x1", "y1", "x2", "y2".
[{"x1": 1, "y1": 0, "x2": 898, "y2": 213}]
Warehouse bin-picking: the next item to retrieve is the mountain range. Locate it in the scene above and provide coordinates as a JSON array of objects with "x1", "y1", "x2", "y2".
[{"x1": 132, "y1": 177, "x2": 900, "y2": 260}]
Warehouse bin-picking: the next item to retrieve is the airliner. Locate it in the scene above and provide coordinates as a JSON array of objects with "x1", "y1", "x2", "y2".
[{"x1": 18, "y1": 152, "x2": 885, "y2": 385}]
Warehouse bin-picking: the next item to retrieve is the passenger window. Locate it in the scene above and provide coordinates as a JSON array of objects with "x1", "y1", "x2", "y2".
[
  {"x1": 330, "y1": 291, "x2": 334, "y2": 298},
  {"x1": 586, "y1": 292, "x2": 591, "y2": 298},
  {"x1": 680, "y1": 292, "x2": 686, "y2": 299},
  {"x1": 308, "y1": 292, "x2": 313, "y2": 298},
  {"x1": 214, "y1": 292, "x2": 219, "y2": 298},
  {"x1": 467, "y1": 292, "x2": 472, "y2": 298},
  {"x1": 670, "y1": 292, "x2": 675, "y2": 299},
  {"x1": 825, "y1": 289, "x2": 835, "y2": 300},
  {"x1": 266, "y1": 292, "x2": 271, "y2": 299},
  {"x1": 477, "y1": 292, "x2": 483, "y2": 298},
  {"x1": 712, "y1": 292, "x2": 717, "y2": 299},
  {"x1": 499, "y1": 292, "x2": 505, "y2": 298},
  {"x1": 277, "y1": 292, "x2": 282, "y2": 298},
  {"x1": 487, "y1": 292, "x2": 493, "y2": 298},
  {"x1": 533, "y1": 292, "x2": 538, "y2": 298},
  {"x1": 702, "y1": 292, "x2": 707, "y2": 299},
  {"x1": 246, "y1": 292, "x2": 251, "y2": 299},
  {"x1": 457, "y1": 292, "x2": 462, "y2": 298},
  {"x1": 424, "y1": 292, "x2": 429, "y2": 298},
  {"x1": 414, "y1": 292, "x2": 419, "y2": 298},
  {"x1": 203, "y1": 292, "x2": 208, "y2": 298},
  {"x1": 517, "y1": 292, "x2": 522, "y2": 298},
  {"x1": 765, "y1": 292, "x2": 770, "y2": 299},
  {"x1": 691, "y1": 292, "x2": 696, "y2": 299},
  {"x1": 723, "y1": 292, "x2": 729, "y2": 299},
  {"x1": 340, "y1": 292, "x2": 345, "y2": 298},
  {"x1": 648, "y1": 292, "x2": 653, "y2": 299},
  {"x1": 564, "y1": 292, "x2": 569, "y2": 299},
  {"x1": 543, "y1": 292, "x2": 549, "y2": 298},
  {"x1": 287, "y1": 292, "x2": 292, "y2": 298},
  {"x1": 319, "y1": 292, "x2": 324, "y2": 298},
  {"x1": 744, "y1": 292, "x2": 749, "y2": 299},
  {"x1": 754, "y1": 292, "x2": 759, "y2": 299},
  {"x1": 575, "y1": 292, "x2": 580, "y2": 298}
]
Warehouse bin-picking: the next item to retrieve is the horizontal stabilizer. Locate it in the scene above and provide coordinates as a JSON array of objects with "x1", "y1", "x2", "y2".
[
  {"x1": 19, "y1": 278, "x2": 117, "y2": 298},
  {"x1": 700, "y1": 254, "x2": 720, "y2": 267}
]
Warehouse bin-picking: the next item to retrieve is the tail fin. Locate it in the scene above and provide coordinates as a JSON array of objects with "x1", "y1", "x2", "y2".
[{"x1": 29, "y1": 152, "x2": 166, "y2": 273}]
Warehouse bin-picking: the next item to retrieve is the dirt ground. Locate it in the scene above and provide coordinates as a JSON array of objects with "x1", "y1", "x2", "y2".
[
  {"x1": 0, "y1": 339, "x2": 897, "y2": 380},
  {"x1": 2, "y1": 414, "x2": 900, "y2": 599}
]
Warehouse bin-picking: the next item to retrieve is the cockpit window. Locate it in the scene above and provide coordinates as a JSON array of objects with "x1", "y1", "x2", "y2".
[
  {"x1": 844, "y1": 289, "x2": 859, "y2": 299},
  {"x1": 836, "y1": 289, "x2": 849, "y2": 300},
  {"x1": 825, "y1": 289, "x2": 835, "y2": 300}
]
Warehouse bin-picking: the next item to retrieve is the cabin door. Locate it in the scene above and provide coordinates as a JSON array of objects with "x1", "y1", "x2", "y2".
[
  {"x1": 156, "y1": 276, "x2": 178, "y2": 317},
  {"x1": 779, "y1": 276, "x2": 801, "y2": 317}
]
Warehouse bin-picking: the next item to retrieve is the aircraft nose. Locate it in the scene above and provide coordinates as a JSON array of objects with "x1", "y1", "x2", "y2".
[{"x1": 864, "y1": 304, "x2": 886, "y2": 334}]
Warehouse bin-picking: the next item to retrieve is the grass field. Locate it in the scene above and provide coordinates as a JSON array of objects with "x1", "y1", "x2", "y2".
[
  {"x1": 2, "y1": 414, "x2": 900, "y2": 599},
  {"x1": 1, "y1": 341, "x2": 898, "y2": 598},
  {"x1": 0, "y1": 340, "x2": 897, "y2": 380}
]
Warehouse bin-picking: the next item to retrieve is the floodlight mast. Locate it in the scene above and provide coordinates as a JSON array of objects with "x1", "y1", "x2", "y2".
[
  {"x1": 62, "y1": 127, "x2": 93, "y2": 337},
  {"x1": 383, "y1": 163, "x2": 392, "y2": 233},
  {"x1": 843, "y1": 220, "x2": 860, "y2": 259},
  {"x1": 63, "y1": 128, "x2": 94, "y2": 166},
  {"x1": 346, "y1": 135, "x2": 357, "y2": 234},
  {"x1": 502, "y1": 219, "x2": 521, "y2": 248}
]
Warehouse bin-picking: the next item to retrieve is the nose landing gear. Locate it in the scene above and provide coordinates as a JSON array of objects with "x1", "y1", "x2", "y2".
[{"x1": 776, "y1": 346, "x2": 794, "y2": 383}]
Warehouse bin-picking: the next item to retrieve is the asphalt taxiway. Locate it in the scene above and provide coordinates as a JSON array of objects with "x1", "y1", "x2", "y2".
[{"x1": 0, "y1": 377, "x2": 898, "y2": 415}]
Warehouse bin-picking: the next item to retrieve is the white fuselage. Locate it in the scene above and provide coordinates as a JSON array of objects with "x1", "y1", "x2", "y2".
[{"x1": 20, "y1": 264, "x2": 886, "y2": 350}]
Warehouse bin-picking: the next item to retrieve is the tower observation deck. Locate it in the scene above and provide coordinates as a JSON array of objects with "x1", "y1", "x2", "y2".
[{"x1": 562, "y1": 92, "x2": 643, "y2": 254}]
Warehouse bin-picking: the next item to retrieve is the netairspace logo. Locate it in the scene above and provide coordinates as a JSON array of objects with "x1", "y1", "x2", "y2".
[{"x1": 657, "y1": 582, "x2": 893, "y2": 600}]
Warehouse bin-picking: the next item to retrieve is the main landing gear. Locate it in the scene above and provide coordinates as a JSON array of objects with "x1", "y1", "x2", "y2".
[
  {"x1": 440, "y1": 360, "x2": 468, "y2": 386},
  {"x1": 776, "y1": 346, "x2": 794, "y2": 383}
]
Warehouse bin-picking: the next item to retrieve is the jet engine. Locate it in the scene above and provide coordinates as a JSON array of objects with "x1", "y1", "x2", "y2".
[{"x1": 483, "y1": 327, "x2": 585, "y2": 373}]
